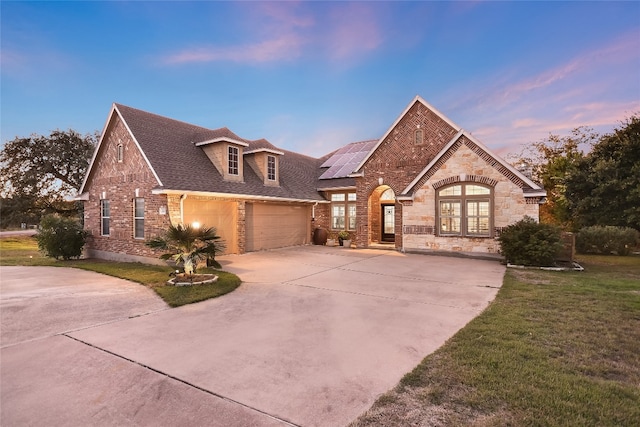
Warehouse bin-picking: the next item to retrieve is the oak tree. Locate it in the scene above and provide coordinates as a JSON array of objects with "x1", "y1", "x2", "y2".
[{"x1": 0, "y1": 129, "x2": 97, "y2": 227}]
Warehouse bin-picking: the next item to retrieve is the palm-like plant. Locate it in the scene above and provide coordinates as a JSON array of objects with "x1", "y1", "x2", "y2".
[{"x1": 146, "y1": 224, "x2": 226, "y2": 273}]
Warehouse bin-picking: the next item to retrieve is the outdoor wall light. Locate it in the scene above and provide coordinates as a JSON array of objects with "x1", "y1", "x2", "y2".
[{"x1": 192, "y1": 221, "x2": 201, "y2": 229}]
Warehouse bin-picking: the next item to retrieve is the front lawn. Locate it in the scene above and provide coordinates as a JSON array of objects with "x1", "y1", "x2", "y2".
[
  {"x1": 352, "y1": 254, "x2": 640, "y2": 426},
  {"x1": 0, "y1": 235, "x2": 241, "y2": 307}
]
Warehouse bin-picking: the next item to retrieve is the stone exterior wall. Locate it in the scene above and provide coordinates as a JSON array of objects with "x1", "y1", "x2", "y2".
[
  {"x1": 83, "y1": 115, "x2": 171, "y2": 262},
  {"x1": 355, "y1": 101, "x2": 458, "y2": 248},
  {"x1": 402, "y1": 139, "x2": 540, "y2": 254}
]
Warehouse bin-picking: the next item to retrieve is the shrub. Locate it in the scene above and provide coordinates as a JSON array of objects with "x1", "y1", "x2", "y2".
[
  {"x1": 576, "y1": 225, "x2": 639, "y2": 255},
  {"x1": 35, "y1": 215, "x2": 89, "y2": 260},
  {"x1": 498, "y1": 216, "x2": 563, "y2": 266},
  {"x1": 146, "y1": 224, "x2": 226, "y2": 272}
]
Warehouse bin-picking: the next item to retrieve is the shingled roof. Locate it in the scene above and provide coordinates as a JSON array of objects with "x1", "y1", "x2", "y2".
[{"x1": 107, "y1": 103, "x2": 328, "y2": 202}]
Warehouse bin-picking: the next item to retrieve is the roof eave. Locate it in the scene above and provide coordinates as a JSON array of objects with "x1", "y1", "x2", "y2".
[
  {"x1": 524, "y1": 190, "x2": 547, "y2": 198},
  {"x1": 194, "y1": 137, "x2": 249, "y2": 147},
  {"x1": 316, "y1": 186, "x2": 357, "y2": 192},
  {"x1": 151, "y1": 188, "x2": 325, "y2": 204},
  {"x1": 244, "y1": 148, "x2": 285, "y2": 156}
]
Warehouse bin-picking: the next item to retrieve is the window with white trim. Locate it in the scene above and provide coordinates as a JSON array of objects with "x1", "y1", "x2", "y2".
[
  {"x1": 437, "y1": 183, "x2": 492, "y2": 237},
  {"x1": 117, "y1": 143, "x2": 124, "y2": 162},
  {"x1": 134, "y1": 198, "x2": 144, "y2": 239},
  {"x1": 228, "y1": 146, "x2": 239, "y2": 175},
  {"x1": 101, "y1": 199, "x2": 110, "y2": 236},
  {"x1": 331, "y1": 192, "x2": 356, "y2": 230},
  {"x1": 267, "y1": 155, "x2": 276, "y2": 181}
]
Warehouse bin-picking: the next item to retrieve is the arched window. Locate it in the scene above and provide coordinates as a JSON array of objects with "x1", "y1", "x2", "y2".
[
  {"x1": 436, "y1": 183, "x2": 492, "y2": 237},
  {"x1": 380, "y1": 188, "x2": 395, "y2": 202},
  {"x1": 415, "y1": 128, "x2": 423, "y2": 145}
]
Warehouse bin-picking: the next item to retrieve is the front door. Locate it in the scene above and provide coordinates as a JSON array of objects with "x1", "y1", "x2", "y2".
[{"x1": 381, "y1": 204, "x2": 395, "y2": 242}]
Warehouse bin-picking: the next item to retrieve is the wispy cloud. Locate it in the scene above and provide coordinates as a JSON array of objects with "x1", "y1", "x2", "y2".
[
  {"x1": 160, "y1": 2, "x2": 385, "y2": 66},
  {"x1": 324, "y1": 3, "x2": 383, "y2": 61},
  {"x1": 447, "y1": 30, "x2": 640, "y2": 154},
  {"x1": 163, "y1": 35, "x2": 306, "y2": 65}
]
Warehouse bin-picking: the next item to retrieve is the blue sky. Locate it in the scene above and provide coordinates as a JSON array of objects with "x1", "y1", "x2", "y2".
[{"x1": 2, "y1": 1, "x2": 639, "y2": 158}]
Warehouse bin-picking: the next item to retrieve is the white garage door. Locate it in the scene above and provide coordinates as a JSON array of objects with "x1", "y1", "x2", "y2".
[{"x1": 246, "y1": 203, "x2": 311, "y2": 252}]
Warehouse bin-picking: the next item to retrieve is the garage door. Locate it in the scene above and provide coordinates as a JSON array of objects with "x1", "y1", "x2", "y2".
[
  {"x1": 246, "y1": 203, "x2": 311, "y2": 252},
  {"x1": 183, "y1": 200, "x2": 238, "y2": 254}
]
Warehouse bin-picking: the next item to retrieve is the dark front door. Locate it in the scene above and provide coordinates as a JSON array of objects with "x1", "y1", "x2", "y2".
[{"x1": 381, "y1": 204, "x2": 395, "y2": 242}]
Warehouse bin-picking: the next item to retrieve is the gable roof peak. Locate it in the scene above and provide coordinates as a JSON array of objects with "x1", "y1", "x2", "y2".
[{"x1": 353, "y1": 96, "x2": 462, "y2": 173}]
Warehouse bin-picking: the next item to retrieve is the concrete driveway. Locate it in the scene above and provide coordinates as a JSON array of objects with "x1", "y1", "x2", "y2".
[{"x1": 1, "y1": 246, "x2": 505, "y2": 426}]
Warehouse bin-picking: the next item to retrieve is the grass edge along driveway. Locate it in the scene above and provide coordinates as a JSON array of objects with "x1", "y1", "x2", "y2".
[
  {"x1": 351, "y1": 254, "x2": 640, "y2": 427},
  {"x1": 0, "y1": 236, "x2": 240, "y2": 307}
]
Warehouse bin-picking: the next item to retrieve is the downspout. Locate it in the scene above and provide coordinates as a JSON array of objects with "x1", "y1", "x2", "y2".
[
  {"x1": 312, "y1": 202, "x2": 318, "y2": 221},
  {"x1": 180, "y1": 194, "x2": 187, "y2": 225}
]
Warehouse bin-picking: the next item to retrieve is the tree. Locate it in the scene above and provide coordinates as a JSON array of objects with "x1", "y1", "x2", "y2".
[
  {"x1": 0, "y1": 129, "x2": 97, "y2": 228},
  {"x1": 565, "y1": 115, "x2": 640, "y2": 231},
  {"x1": 146, "y1": 224, "x2": 226, "y2": 272},
  {"x1": 511, "y1": 127, "x2": 597, "y2": 228}
]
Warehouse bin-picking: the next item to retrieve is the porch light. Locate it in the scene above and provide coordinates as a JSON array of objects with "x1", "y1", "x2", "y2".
[{"x1": 192, "y1": 221, "x2": 200, "y2": 229}]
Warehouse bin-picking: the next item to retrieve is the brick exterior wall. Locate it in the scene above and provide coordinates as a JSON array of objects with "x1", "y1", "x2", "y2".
[
  {"x1": 83, "y1": 115, "x2": 171, "y2": 262},
  {"x1": 312, "y1": 201, "x2": 331, "y2": 238},
  {"x1": 354, "y1": 101, "x2": 458, "y2": 248}
]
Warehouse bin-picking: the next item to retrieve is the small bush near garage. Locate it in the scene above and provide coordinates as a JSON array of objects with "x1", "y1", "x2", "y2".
[
  {"x1": 35, "y1": 215, "x2": 89, "y2": 260},
  {"x1": 576, "y1": 225, "x2": 639, "y2": 255},
  {"x1": 498, "y1": 216, "x2": 562, "y2": 266}
]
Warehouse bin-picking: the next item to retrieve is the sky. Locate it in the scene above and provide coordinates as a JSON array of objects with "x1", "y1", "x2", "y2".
[{"x1": 2, "y1": 1, "x2": 639, "y2": 158}]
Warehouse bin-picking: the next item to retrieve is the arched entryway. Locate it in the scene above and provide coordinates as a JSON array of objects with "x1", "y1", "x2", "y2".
[{"x1": 368, "y1": 185, "x2": 396, "y2": 244}]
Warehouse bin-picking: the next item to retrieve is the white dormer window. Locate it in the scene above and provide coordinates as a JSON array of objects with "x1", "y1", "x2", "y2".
[
  {"x1": 267, "y1": 155, "x2": 276, "y2": 181},
  {"x1": 228, "y1": 146, "x2": 239, "y2": 175}
]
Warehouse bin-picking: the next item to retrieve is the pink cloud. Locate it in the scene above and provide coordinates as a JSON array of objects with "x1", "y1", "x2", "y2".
[
  {"x1": 160, "y1": 2, "x2": 386, "y2": 66},
  {"x1": 325, "y1": 3, "x2": 384, "y2": 61},
  {"x1": 163, "y1": 34, "x2": 306, "y2": 65}
]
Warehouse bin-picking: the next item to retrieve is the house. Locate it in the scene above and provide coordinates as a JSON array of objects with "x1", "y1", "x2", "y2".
[{"x1": 77, "y1": 96, "x2": 545, "y2": 263}]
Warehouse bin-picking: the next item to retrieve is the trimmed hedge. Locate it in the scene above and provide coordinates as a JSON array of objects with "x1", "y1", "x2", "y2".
[
  {"x1": 498, "y1": 217, "x2": 563, "y2": 266},
  {"x1": 576, "y1": 225, "x2": 639, "y2": 256}
]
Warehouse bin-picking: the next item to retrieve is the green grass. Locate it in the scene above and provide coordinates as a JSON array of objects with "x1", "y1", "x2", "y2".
[
  {"x1": 352, "y1": 254, "x2": 640, "y2": 427},
  {"x1": 0, "y1": 236, "x2": 241, "y2": 307},
  {"x1": 154, "y1": 271, "x2": 241, "y2": 307}
]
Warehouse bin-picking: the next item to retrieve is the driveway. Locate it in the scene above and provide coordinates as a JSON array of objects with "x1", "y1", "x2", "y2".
[{"x1": 0, "y1": 246, "x2": 505, "y2": 426}]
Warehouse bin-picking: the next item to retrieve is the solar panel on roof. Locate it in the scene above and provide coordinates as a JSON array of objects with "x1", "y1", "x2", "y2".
[{"x1": 318, "y1": 139, "x2": 378, "y2": 180}]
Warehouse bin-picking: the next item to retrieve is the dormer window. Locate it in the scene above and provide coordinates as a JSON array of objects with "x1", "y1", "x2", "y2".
[
  {"x1": 228, "y1": 146, "x2": 239, "y2": 175},
  {"x1": 267, "y1": 155, "x2": 276, "y2": 181}
]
